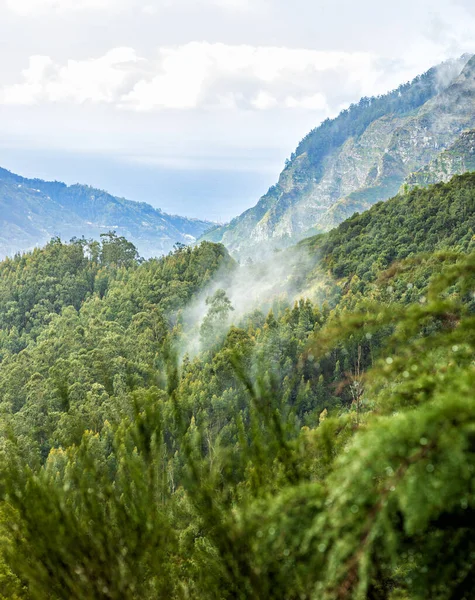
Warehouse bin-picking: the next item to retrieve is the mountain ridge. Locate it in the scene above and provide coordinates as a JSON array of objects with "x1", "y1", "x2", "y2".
[
  {"x1": 202, "y1": 54, "x2": 475, "y2": 257},
  {"x1": 0, "y1": 166, "x2": 214, "y2": 259}
]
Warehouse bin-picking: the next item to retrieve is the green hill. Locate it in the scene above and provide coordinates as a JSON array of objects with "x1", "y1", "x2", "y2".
[{"x1": 300, "y1": 171, "x2": 475, "y2": 279}]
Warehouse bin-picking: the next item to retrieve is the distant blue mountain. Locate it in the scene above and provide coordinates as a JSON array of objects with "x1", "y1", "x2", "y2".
[{"x1": 0, "y1": 166, "x2": 214, "y2": 258}]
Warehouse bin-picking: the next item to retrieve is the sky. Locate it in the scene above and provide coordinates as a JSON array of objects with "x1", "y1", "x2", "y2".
[{"x1": 0, "y1": 0, "x2": 474, "y2": 221}]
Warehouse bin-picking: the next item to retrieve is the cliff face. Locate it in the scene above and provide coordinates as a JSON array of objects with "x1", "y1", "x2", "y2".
[
  {"x1": 203, "y1": 54, "x2": 475, "y2": 258},
  {"x1": 403, "y1": 130, "x2": 475, "y2": 189}
]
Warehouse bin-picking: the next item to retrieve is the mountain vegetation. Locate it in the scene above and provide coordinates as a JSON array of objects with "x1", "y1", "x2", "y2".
[
  {"x1": 0, "y1": 173, "x2": 474, "y2": 599},
  {"x1": 0, "y1": 167, "x2": 213, "y2": 260},
  {"x1": 203, "y1": 54, "x2": 475, "y2": 258}
]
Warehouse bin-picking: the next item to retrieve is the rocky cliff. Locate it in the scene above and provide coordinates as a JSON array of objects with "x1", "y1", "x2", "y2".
[
  {"x1": 403, "y1": 129, "x2": 475, "y2": 189},
  {"x1": 203, "y1": 54, "x2": 475, "y2": 258}
]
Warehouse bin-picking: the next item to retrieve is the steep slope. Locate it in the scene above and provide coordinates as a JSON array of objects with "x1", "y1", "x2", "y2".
[
  {"x1": 403, "y1": 129, "x2": 475, "y2": 189},
  {"x1": 0, "y1": 167, "x2": 213, "y2": 259},
  {"x1": 295, "y1": 171, "x2": 475, "y2": 306},
  {"x1": 203, "y1": 54, "x2": 475, "y2": 258}
]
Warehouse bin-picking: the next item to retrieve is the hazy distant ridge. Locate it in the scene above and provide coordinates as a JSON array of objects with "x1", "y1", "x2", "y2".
[{"x1": 0, "y1": 166, "x2": 214, "y2": 259}]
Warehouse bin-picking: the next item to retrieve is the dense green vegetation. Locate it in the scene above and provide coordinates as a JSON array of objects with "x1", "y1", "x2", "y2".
[
  {"x1": 1, "y1": 175, "x2": 474, "y2": 599},
  {"x1": 296, "y1": 172, "x2": 475, "y2": 305}
]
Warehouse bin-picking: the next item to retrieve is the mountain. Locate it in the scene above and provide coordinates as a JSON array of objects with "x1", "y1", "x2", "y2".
[
  {"x1": 298, "y1": 171, "x2": 475, "y2": 290},
  {"x1": 202, "y1": 54, "x2": 475, "y2": 258},
  {"x1": 403, "y1": 129, "x2": 475, "y2": 189},
  {"x1": 0, "y1": 166, "x2": 213, "y2": 259}
]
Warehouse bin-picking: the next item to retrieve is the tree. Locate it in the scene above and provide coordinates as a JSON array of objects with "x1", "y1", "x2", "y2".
[
  {"x1": 100, "y1": 231, "x2": 139, "y2": 267},
  {"x1": 200, "y1": 289, "x2": 234, "y2": 348}
]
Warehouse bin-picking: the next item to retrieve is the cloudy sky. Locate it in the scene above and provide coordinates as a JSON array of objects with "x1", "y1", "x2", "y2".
[{"x1": 0, "y1": 0, "x2": 474, "y2": 221}]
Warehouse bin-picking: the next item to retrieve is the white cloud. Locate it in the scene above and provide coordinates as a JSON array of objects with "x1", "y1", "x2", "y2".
[
  {"x1": 1, "y1": 48, "x2": 139, "y2": 105},
  {"x1": 285, "y1": 93, "x2": 328, "y2": 110},
  {"x1": 122, "y1": 44, "x2": 209, "y2": 110},
  {"x1": 206, "y1": 0, "x2": 255, "y2": 11},
  {"x1": 0, "y1": 42, "x2": 429, "y2": 114},
  {"x1": 141, "y1": 4, "x2": 160, "y2": 14},
  {"x1": 252, "y1": 91, "x2": 278, "y2": 110},
  {"x1": 121, "y1": 44, "x2": 382, "y2": 112}
]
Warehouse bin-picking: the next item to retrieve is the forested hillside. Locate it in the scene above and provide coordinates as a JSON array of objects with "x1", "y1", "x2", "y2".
[
  {"x1": 297, "y1": 171, "x2": 475, "y2": 294},
  {"x1": 203, "y1": 54, "x2": 475, "y2": 258},
  {"x1": 0, "y1": 175, "x2": 474, "y2": 599},
  {"x1": 0, "y1": 167, "x2": 213, "y2": 259}
]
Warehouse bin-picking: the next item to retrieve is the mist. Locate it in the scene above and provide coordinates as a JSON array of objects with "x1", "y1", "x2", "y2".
[{"x1": 177, "y1": 241, "x2": 320, "y2": 357}]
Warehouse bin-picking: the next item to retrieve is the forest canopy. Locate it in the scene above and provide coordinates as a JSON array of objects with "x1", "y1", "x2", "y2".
[{"x1": 0, "y1": 176, "x2": 474, "y2": 599}]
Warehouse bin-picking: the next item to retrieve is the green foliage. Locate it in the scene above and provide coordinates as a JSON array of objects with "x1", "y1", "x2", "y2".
[
  {"x1": 0, "y1": 240, "x2": 235, "y2": 461},
  {"x1": 0, "y1": 237, "x2": 102, "y2": 355},
  {"x1": 99, "y1": 231, "x2": 140, "y2": 267},
  {"x1": 1, "y1": 175, "x2": 475, "y2": 598},
  {"x1": 300, "y1": 172, "x2": 475, "y2": 279},
  {"x1": 293, "y1": 173, "x2": 475, "y2": 313}
]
